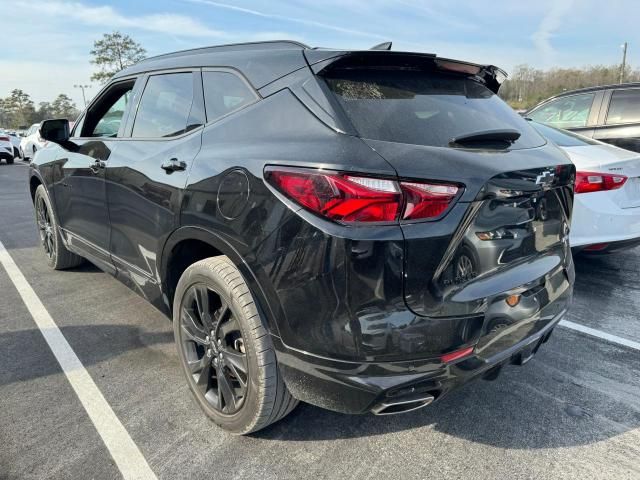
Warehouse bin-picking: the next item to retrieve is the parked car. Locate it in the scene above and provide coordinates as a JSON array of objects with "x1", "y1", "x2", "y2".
[
  {"x1": 530, "y1": 120, "x2": 640, "y2": 253},
  {"x1": 28, "y1": 40, "x2": 575, "y2": 434},
  {"x1": 0, "y1": 129, "x2": 21, "y2": 158},
  {"x1": 0, "y1": 133, "x2": 14, "y2": 164},
  {"x1": 526, "y1": 83, "x2": 640, "y2": 153},
  {"x1": 20, "y1": 123, "x2": 45, "y2": 160}
]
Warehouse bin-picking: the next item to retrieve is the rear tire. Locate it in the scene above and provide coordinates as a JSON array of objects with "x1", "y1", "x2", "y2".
[
  {"x1": 6, "y1": 156, "x2": 14, "y2": 164},
  {"x1": 173, "y1": 256, "x2": 298, "y2": 434},
  {"x1": 34, "y1": 185, "x2": 84, "y2": 270}
]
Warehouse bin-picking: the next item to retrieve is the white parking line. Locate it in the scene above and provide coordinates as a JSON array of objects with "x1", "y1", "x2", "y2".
[
  {"x1": 559, "y1": 319, "x2": 640, "y2": 351},
  {"x1": 0, "y1": 241, "x2": 157, "y2": 480}
]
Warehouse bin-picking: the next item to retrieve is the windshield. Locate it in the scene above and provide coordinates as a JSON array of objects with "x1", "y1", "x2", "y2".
[
  {"x1": 324, "y1": 69, "x2": 545, "y2": 149},
  {"x1": 529, "y1": 120, "x2": 598, "y2": 147}
]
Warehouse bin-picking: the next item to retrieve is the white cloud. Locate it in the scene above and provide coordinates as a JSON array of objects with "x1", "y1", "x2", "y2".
[
  {"x1": 14, "y1": 1, "x2": 225, "y2": 37},
  {"x1": 531, "y1": 0, "x2": 575, "y2": 59},
  {"x1": 186, "y1": 0, "x2": 387, "y2": 40}
]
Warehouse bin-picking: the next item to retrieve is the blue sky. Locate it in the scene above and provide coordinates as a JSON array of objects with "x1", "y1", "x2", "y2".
[{"x1": 1, "y1": 0, "x2": 638, "y2": 107}]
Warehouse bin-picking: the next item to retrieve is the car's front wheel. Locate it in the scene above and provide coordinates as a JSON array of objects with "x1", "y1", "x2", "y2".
[
  {"x1": 34, "y1": 185, "x2": 84, "y2": 269},
  {"x1": 173, "y1": 256, "x2": 298, "y2": 434}
]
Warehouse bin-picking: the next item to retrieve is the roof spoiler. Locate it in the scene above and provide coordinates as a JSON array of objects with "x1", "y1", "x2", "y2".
[
  {"x1": 370, "y1": 42, "x2": 392, "y2": 51},
  {"x1": 304, "y1": 50, "x2": 507, "y2": 93}
]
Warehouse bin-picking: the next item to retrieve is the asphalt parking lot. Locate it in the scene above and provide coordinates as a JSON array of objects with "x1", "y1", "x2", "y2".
[{"x1": 1, "y1": 160, "x2": 639, "y2": 480}]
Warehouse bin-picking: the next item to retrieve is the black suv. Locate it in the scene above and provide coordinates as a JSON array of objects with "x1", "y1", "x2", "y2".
[
  {"x1": 527, "y1": 83, "x2": 640, "y2": 152},
  {"x1": 29, "y1": 41, "x2": 575, "y2": 434}
]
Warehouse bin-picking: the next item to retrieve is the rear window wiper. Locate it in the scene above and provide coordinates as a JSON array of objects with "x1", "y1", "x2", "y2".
[{"x1": 449, "y1": 129, "x2": 521, "y2": 148}]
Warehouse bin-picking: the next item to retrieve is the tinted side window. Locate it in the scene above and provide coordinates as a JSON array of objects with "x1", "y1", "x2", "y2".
[
  {"x1": 132, "y1": 73, "x2": 194, "y2": 138},
  {"x1": 606, "y1": 89, "x2": 640, "y2": 125},
  {"x1": 528, "y1": 93, "x2": 595, "y2": 128},
  {"x1": 202, "y1": 71, "x2": 256, "y2": 122}
]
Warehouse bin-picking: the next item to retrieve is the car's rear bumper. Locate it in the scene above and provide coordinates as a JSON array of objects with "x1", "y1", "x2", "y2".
[
  {"x1": 0, "y1": 150, "x2": 13, "y2": 161},
  {"x1": 274, "y1": 281, "x2": 572, "y2": 415},
  {"x1": 573, "y1": 236, "x2": 640, "y2": 254},
  {"x1": 571, "y1": 192, "x2": 640, "y2": 247}
]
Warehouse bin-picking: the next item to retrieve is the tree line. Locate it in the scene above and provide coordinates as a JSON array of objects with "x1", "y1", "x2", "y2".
[
  {"x1": 499, "y1": 63, "x2": 640, "y2": 109},
  {"x1": 0, "y1": 32, "x2": 146, "y2": 130},
  {"x1": 0, "y1": 90, "x2": 80, "y2": 129}
]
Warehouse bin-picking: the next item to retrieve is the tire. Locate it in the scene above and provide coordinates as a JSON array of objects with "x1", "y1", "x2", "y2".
[
  {"x1": 173, "y1": 256, "x2": 298, "y2": 434},
  {"x1": 6, "y1": 156, "x2": 14, "y2": 164},
  {"x1": 13, "y1": 147, "x2": 19, "y2": 159},
  {"x1": 34, "y1": 185, "x2": 84, "y2": 270}
]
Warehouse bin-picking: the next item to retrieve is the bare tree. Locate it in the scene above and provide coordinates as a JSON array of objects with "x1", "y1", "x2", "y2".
[{"x1": 500, "y1": 64, "x2": 640, "y2": 109}]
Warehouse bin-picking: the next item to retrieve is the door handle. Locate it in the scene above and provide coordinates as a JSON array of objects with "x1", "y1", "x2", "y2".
[
  {"x1": 90, "y1": 159, "x2": 105, "y2": 174},
  {"x1": 161, "y1": 158, "x2": 187, "y2": 173}
]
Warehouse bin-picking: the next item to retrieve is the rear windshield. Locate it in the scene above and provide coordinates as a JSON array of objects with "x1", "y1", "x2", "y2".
[
  {"x1": 324, "y1": 69, "x2": 545, "y2": 149},
  {"x1": 529, "y1": 120, "x2": 599, "y2": 147}
]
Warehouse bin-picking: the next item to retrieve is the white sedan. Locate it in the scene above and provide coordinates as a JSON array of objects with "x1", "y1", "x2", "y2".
[{"x1": 531, "y1": 121, "x2": 640, "y2": 254}]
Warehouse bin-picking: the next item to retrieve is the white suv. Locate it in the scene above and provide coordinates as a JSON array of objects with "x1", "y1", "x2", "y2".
[
  {"x1": 0, "y1": 133, "x2": 14, "y2": 164},
  {"x1": 20, "y1": 123, "x2": 46, "y2": 160}
]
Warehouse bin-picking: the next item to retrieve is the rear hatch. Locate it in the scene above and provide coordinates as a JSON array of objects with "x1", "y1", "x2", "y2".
[{"x1": 318, "y1": 53, "x2": 575, "y2": 356}]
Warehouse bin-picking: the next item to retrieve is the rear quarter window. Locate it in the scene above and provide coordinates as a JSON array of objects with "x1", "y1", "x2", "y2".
[
  {"x1": 202, "y1": 71, "x2": 257, "y2": 123},
  {"x1": 324, "y1": 69, "x2": 544, "y2": 149},
  {"x1": 606, "y1": 89, "x2": 640, "y2": 125}
]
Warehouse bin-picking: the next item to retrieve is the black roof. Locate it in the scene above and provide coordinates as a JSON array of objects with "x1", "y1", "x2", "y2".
[
  {"x1": 113, "y1": 40, "x2": 506, "y2": 91},
  {"x1": 113, "y1": 40, "x2": 310, "y2": 89}
]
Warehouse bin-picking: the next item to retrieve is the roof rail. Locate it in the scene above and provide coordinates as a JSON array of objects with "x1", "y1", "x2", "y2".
[{"x1": 139, "y1": 40, "x2": 310, "y2": 64}]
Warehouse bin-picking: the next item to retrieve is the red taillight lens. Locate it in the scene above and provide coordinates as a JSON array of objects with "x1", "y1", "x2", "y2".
[
  {"x1": 574, "y1": 171, "x2": 627, "y2": 194},
  {"x1": 265, "y1": 167, "x2": 460, "y2": 224},
  {"x1": 0, "y1": 136, "x2": 9, "y2": 142},
  {"x1": 401, "y1": 182, "x2": 459, "y2": 220},
  {"x1": 266, "y1": 168, "x2": 401, "y2": 223}
]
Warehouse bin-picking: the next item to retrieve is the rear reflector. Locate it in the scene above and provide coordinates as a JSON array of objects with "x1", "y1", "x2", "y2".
[
  {"x1": 265, "y1": 166, "x2": 460, "y2": 224},
  {"x1": 575, "y1": 171, "x2": 627, "y2": 194},
  {"x1": 441, "y1": 346, "x2": 474, "y2": 363},
  {"x1": 583, "y1": 242, "x2": 609, "y2": 252}
]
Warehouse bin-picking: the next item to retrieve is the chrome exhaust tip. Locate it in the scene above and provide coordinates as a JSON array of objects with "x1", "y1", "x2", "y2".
[{"x1": 371, "y1": 394, "x2": 435, "y2": 415}]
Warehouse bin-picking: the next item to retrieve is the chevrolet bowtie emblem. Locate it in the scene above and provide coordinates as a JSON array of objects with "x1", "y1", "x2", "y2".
[{"x1": 535, "y1": 170, "x2": 555, "y2": 186}]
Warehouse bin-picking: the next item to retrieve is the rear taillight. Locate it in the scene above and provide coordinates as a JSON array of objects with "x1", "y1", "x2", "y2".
[
  {"x1": 574, "y1": 171, "x2": 627, "y2": 194},
  {"x1": 265, "y1": 167, "x2": 460, "y2": 224},
  {"x1": 0, "y1": 136, "x2": 9, "y2": 142},
  {"x1": 401, "y1": 182, "x2": 459, "y2": 220}
]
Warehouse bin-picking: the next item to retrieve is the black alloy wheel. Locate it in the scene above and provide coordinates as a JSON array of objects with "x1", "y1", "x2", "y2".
[
  {"x1": 33, "y1": 184, "x2": 84, "y2": 270},
  {"x1": 173, "y1": 256, "x2": 298, "y2": 434},
  {"x1": 36, "y1": 195, "x2": 55, "y2": 259},
  {"x1": 179, "y1": 283, "x2": 249, "y2": 415}
]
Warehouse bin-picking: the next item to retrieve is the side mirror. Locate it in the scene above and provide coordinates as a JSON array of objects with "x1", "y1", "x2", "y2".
[{"x1": 39, "y1": 119, "x2": 70, "y2": 144}]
